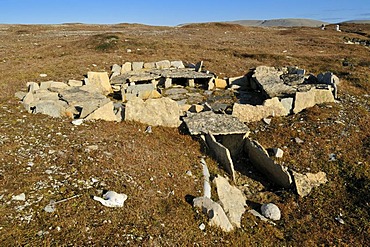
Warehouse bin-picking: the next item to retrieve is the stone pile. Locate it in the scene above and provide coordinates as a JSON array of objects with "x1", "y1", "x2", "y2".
[{"x1": 231, "y1": 66, "x2": 338, "y2": 122}]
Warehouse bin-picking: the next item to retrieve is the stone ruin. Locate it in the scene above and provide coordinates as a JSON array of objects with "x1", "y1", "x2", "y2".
[{"x1": 15, "y1": 60, "x2": 335, "y2": 231}]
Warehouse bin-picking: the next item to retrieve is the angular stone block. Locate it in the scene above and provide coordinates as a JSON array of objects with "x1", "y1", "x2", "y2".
[
  {"x1": 124, "y1": 97, "x2": 181, "y2": 127},
  {"x1": 156, "y1": 60, "x2": 171, "y2": 69}
]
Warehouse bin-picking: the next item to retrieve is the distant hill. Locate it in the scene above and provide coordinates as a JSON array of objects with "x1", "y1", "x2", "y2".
[
  {"x1": 228, "y1": 18, "x2": 328, "y2": 27},
  {"x1": 341, "y1": 20, "x2": 370, "y2": 24}
]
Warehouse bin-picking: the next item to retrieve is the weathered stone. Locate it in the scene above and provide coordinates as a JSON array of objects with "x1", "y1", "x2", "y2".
[
  {"x1": 293, "y1": 88, "x2": 335, "y2": 113},
  {"x1": 261, "y1": 203, "x2": 281, "y2": 221},
  {"x1": 34, "y1": 90, "x2": 60, "y2": 101},
  {"x1": 292, "y1": 171, "x2": 328, "y2": 197},
  {"x1": 232, "y1": 97, "x2": 288, "y2": 123},
  {"x1": 132, "y1": 62, "x2": 144, "y2": 71},
  {"x1": 85, "y1": 101, "x2": 117, "y2": 121},
  {"x1": 27, "y1": 82, "x2": 39, "y2": 93},
  {"x1": 143, "y1": 62, "x2": 156, "y2": 69},
  {"x1": 170, "y1": 60, "x2": 185, "y2": 69},
  {"x1": 252, "y1": 66, "x2": 296, "y2": 97},
  {"x1": 214, "y1": 176, "x2": 246, "y2": 227},
  {"x1": 155, "y1": 60, "x2": 171, "y2": 69},
  {"x1": 87, "y1": 72, "x2": 113, "y2": 95},
  {"x1": 193, "y1": 197, "x2": 234, "y2": 232},
  {"x1": 121, "y1": 62, "x2": 132, "y2": 73},
  {"x1": 244, "y1": 139, "x2": 292, "y2": 188},
  {"x1": 183, "y1": 111, "x2": 250, "y2": 135},
  {"x1": 215, "y1": 78, "x2": 227, "y2": 89},
  {"x1": 111, "y1": 64, "x2": 121, "y2": 78},
  {"x1": 206, "y1": 133, "x2": 236, "y2": 181},
  {"x1": 68, "y1": 80, "x2": 83, "y2": 87},
  {"x1": 124, "y1": 97, "x2": 181, "y2": 127},
  {"x1": 23, "y1": 92, "x2": 35, "y2": 108},
  {"x1": 30, "y1": 100, "x2": 68, "y2": 118},
  {"x1": 39, "y1": 81, "x2": 53, "y2": 90}
]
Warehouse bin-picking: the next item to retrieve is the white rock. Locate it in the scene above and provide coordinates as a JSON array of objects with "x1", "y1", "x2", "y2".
[
  {"x1": 72, "y1": 119, "x2": 84, "y2": 126},
  {"x1": 199, "y1": 223, "x2": 206, "y2": 231},
  {"x1": 12, "y1": 193, "x2": 26, "y2": 201},
  {"x1": 39, "y1": 74, "x2": 47, "y2": 77},
  {"x1": 93, "y1": 191, "x2": 127, "y2": 207},
  {"x1": 261, "y1": 203, "x2": 281, "y2": 221}
]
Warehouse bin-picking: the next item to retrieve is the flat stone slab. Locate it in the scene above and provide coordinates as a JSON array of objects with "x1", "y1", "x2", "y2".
[{"x1": 183, "y1": 111, "x2": 250, "y2": 135}]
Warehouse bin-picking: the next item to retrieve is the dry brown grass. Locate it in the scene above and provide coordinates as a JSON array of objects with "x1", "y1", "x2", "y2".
[{"x1": 0, "y1": 22, "x2": 369, "y2": 246}]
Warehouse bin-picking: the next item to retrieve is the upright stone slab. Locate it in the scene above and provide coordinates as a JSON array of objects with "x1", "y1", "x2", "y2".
[
  {"x1": 143, "y1": 62, "x2": 156, "y2": 69},
  {"x1": 27, "y1": 82, "x2": 39, "y2": 93},
  {"x1": 121, "y1": 62, "x2": 132, "y2": 73},
  {"x1": 111, "y1": 64, "x2": 121, "y2": 78},
  {"x1": 124, "y1": 97, "x2": 181, "y2": 127},
  {"x1": 132, "y1": 62, "x2": 144, "y2": 71},
  {"x1": 87, "y1": 72, "x2": 113, "y2": 95},
  {"x1": 170, "y1": 60, "x2": 185, "y2": 69},
  {"x1": 205, "y1": 133, "x2": 236, "y2": 181},
  {"x1": 229, "y1": 76, "x2": 249, "y2": 90},
  {"x1": 155, "y1": 60, "x2": 171, "y2": 69},
  {"x1": 214, "y1": 176, "x2": 246, "y2": 227},
  {"x1": 244, "y1": 139, "x2": 292, "y2": 188}
]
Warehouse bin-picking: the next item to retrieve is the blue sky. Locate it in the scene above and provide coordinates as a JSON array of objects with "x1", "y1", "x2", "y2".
[{"x1": 0, "y1": 0, "x2": 369, "y2": 25}]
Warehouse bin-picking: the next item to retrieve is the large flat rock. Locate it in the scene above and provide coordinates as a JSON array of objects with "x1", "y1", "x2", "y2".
[
  {"x1": 124, "y1": 97, "x2": 181, "y2": 127},
  {"x1": 183, "y1": 111, "x2": 250, "y2": 135}
]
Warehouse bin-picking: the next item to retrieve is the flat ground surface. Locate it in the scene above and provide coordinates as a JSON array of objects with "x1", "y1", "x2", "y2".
[{"x1": 0, "y1": 22, "x2": 369, "y2": 246}]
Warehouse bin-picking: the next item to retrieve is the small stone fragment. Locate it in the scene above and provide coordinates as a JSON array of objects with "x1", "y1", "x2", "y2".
[
  {"x1": 12, "y1": 193, "x2": 26, "y2": 201},
  {"x1": 199, "y1": 223, "x2": 206, "y2": 231}
]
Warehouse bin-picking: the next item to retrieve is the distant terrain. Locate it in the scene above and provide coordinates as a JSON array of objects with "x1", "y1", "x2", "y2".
[{"x1": 181, "y1": 18, "x2": 370, "y2": 27}]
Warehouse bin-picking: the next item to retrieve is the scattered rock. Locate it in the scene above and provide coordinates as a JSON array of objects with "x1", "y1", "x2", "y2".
[
  {"x1": 292, "y1": 171, "x2": 328, "y2": 197},
  {"x1": 294, "y1": 137, "x2": 304, "y2": 144},
  {"x1": 293, "y1": 87, "x2": 335, "y2": 113},
  {"x1": 12, "y1": 193, "x2": 26, "y2": 201},
  {"x1": 263, "y1": 118, "x2": 271, "y2": 125},
  {"x1": 85, "y1": 101, "x2": 118, "y2": 122},
  {"x1": 199, "y1": 223, "x2": 206, "y2": 231},
  {"x1": 145, "y1": 126, "x2": 152, "y2": 133},
  {"x1": 270, "y1": 148, "x2": 284, "y2": 158},
  {"x1": 261, "y1": 203, "x2": 281, "y2": 221}
]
